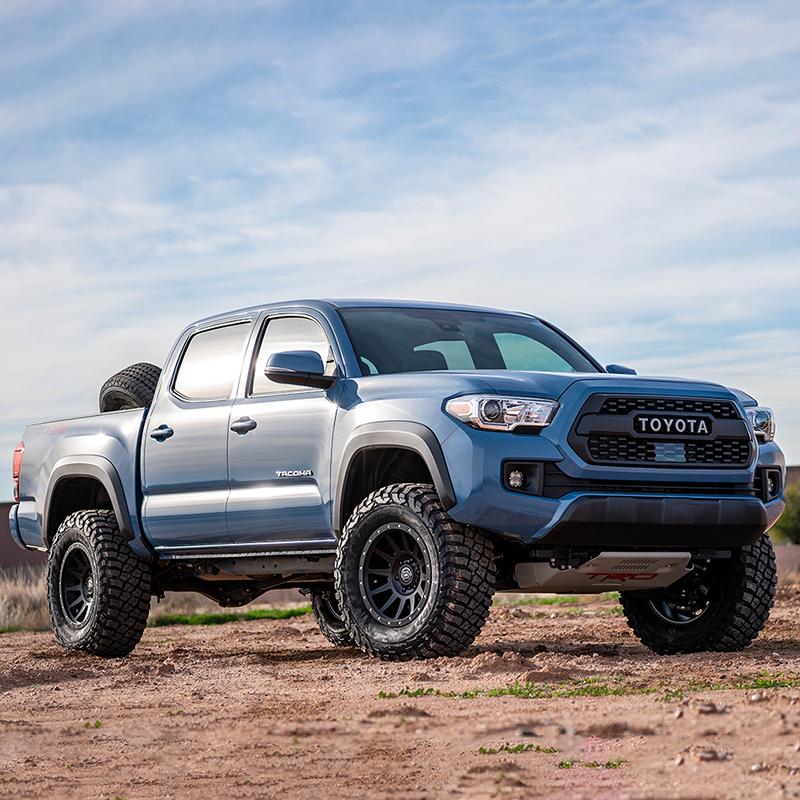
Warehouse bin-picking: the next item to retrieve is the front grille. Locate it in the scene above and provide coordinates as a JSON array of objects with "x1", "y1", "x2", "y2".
[
  {"x1": 587, "y1": 435, "x2": 752, "y2": 466},
  {"x1": 569, "y1": 394, "x2": 753, "y2": 469},
  {"x1": 600, "y1": 397, "x2": 738, "y2": 419},
  {"x1": 542, "y1": 463, "x2": 759, "y2": 498}
]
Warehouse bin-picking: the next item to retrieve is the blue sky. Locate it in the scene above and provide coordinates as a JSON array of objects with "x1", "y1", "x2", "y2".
[{"x1": 1, "y1": 0, "x2": 799, "y2": 497}]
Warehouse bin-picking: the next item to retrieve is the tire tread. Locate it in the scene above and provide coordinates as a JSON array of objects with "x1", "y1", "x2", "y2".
[
  {"x1": 335, "y1": 483, "x2": 495, "y2": 661},
  {"x1": 47, "y1": 510, "x2": 151, "y2": 657},
  {"x1": 620, "y1": 535, "x2": 776, "y2": 654}
]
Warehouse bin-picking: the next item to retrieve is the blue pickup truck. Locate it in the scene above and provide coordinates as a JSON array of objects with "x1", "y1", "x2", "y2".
[{"x1": 9, "y1": 300, "x2": 785, "y2": 660}]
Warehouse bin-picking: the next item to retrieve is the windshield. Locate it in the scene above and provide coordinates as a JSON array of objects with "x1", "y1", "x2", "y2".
[{"x1": 339, "y1": 307, "x2": 599, "y2": 376}]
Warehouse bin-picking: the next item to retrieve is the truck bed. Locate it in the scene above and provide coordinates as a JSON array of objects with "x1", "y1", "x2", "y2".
[{"x1": 14, "y1": 409, "x2": 147, "y2": 550}]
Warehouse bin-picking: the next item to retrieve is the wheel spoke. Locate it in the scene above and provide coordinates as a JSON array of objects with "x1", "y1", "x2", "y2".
[
  {"x1": 368, "y1": 582, "x2": 392, "y2": 599},
  {"x1": 371, "y1": 548, "x2": 394, "y2": 565},
  {"x1": 67, "y1": 595, "x2": 84, "y2": 611},
  {"x1": 359, "y1": 524, "x2": 431, "y2": 626},
  {"x1": 59, "y1": 546, "x2": 96, "y2": 626},
  {"x1": 378, "y1": 592, "x2": 400, "y2": 614}
]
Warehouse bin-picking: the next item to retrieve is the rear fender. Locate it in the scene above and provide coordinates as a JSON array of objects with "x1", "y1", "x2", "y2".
[{"x1": 44, "y1": 456, "x2": 151, "y2": 558}]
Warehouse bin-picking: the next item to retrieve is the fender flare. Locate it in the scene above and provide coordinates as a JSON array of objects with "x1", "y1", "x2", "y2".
[
  {"x1": 44, "y1": 456, "x2": 135, "y2": 547},
  {"x1": 333, "y1": 421, "x2": 456, "y2": 534}
]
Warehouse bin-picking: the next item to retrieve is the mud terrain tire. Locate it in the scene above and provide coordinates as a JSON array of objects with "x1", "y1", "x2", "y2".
[
  {"x1": 310, "y1": 588, "x2": 353, "y2": 647},
  {"x1": 335, "y1": 483, "x2": 495, "y2": 661},
  {"x1": 47, "y1": 510, "x2": 151, "y2": 657},
  {"x1": 99, "y1": 362, "x2": 162, "y2": 412},
  {"x1": 620, "y1": 534, "x2": 776, "y2": 654}
]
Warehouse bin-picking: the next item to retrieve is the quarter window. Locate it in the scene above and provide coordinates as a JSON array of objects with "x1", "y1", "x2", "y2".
[
  {"x1": 251, "y1": 316, "x2": 336, "y2": 395},
  {"x1": 173, "y1": 322, "x2": 251, "y2": 401}
]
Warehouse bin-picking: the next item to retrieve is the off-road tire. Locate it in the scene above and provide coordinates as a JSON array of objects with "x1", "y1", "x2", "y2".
[
  {"x1": 99, "y1": 362, "x2": 162, "y2": 413},
  {"x1": 310, "y1": 588, "x2": 353, "y2": 647},
  {"x1": 335, "y1": 483, "x2": 495, "y2": 661},
  {"x1": 47, "y1": 510, "x2": 151, "y2": 657},
  {"x1": 620, "y1": 535, "x2": 776, "y2": 654}
]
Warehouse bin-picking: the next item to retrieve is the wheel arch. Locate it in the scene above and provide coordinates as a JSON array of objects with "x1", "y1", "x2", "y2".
[
  {"x1": 44, "y1": 457, "x2": 135, "y2": 548},
  {"x1": 333, "y1": 422, "x2": 455, "y2": 535}
]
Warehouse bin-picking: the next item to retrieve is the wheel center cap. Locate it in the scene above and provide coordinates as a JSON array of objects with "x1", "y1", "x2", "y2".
[{"x1": 398, "y1": 564, "x2": 416, "y2": 587}]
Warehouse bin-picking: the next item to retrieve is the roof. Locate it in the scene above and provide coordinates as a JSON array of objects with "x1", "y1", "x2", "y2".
[{"x1": 193, "y1": 298, "x2": 536, "y2": 327}]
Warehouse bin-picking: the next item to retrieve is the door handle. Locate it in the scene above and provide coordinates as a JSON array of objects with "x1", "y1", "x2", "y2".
[
  {"x1": 230, "y1": 417, "x2": 257, "y2": 435},
  {"x1": 150, "y1": 424, "x2": 174, "y2": 442}
]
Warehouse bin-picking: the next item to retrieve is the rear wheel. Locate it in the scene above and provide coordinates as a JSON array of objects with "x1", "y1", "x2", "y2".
[
  {"x1": 99, "y1": 362, "x2": 162, "y2": 413},
  {"x1": 47, "y1": 510, "x2": 151, "y2": 657},
  {"x1": 620, "y1": 535, "x2": 776, "y2": 654},
  {"x1": 335, "y1": 483, "x2": 495, "y2": 661},
  {"x1": 310, "y1": 588, "x2": 353, "y2": 647}
]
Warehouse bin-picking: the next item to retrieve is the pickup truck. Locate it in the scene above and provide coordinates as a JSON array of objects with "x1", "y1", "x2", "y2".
[{"x1": 8, "y1": 300, "x2": 785, "y2": 660}]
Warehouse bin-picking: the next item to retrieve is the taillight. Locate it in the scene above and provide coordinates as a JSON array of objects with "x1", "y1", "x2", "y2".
[{"x1": 12, "y1": 442, "x2": 24, "y2": 503}]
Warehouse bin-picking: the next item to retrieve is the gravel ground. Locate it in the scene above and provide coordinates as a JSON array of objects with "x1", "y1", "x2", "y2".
[{"x1": 1, "y1": 589, "x2": 800, "y2": 800}]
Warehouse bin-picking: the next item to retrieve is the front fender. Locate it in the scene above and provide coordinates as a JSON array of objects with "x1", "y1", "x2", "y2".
[{"x1": 333, "y1": 421, "x2": 455, "y2": 534}]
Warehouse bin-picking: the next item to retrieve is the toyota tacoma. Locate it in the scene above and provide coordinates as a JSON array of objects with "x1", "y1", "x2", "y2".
[{"x1": 8, "y1": 300, "x2": 785, "y2": 660}]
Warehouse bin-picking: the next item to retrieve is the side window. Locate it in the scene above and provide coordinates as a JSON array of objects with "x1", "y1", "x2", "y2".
[
  {"x1": 494, "y1": 332, "x2": 575, "y2": 372},
  {"x1": 173, "y1": 322, "x2": 251, "y2": 401},
  {"x1": 251, "y1": 316, "x2": 336, "y2": 395}
]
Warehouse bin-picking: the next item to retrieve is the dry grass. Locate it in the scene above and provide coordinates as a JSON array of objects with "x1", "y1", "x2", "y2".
[
  {"x1": 0, "y1": 566, "x2": 48, "y2": 632},
  {"x1": 2, "y1": 551, "x2": 798, "y2": 632},
  {"x1": 0, "y1": 566, "x2": 304, "y2": 633}
]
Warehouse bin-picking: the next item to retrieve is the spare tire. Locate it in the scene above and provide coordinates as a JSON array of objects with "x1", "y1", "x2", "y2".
[{"x1": 99, "y1": 362, "x2": 162, "y2": 413}]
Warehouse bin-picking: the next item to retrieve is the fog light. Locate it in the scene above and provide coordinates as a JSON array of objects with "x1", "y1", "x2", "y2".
[{"x1": 508, "y1": 469, "x2": 525, "y2": 489}]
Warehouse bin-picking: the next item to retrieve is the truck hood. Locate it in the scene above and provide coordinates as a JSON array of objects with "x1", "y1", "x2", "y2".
[{"x1": 347, "y1": 370, "x2": 749, "y2": 404}]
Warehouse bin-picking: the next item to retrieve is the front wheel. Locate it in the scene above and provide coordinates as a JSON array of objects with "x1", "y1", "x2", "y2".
[
  {"x1": 335, "y1": 483, "x2": 495, "y2": 661},
  {"x1": 620, "y1": 535, "x2": 776, "y2": 654},
  {"x1": 47, "y1": 510, "x2": 151, "y2": 657}
]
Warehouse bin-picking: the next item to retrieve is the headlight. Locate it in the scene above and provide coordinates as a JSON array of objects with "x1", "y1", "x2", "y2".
[
  {"x1": 445, "y1": 395, "x2": 558, "y2": 431},
  {"x1": 746, "y1": 406, "x2": 776, "y2": 443}
]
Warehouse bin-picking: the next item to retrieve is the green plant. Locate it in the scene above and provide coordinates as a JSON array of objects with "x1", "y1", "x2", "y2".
[
  {"x1": 499, "y1": 595, "x2": 581, "y2": 606},
  {"x1": 772, "y1": 482, "x2": 800, "y2": 544},
  {"x1": 479, "y1": 743, "x2": 559, "y2": 755},
  {"x1": 149, "y1": 606, "x2": 311, "y2": 627},
  {"x1": 378, "y1": 672, "x2": 800, "y2": 703},
  {"x1": 84, "y1": 720, "x2": 102, "y2": 729},
  {"x1": 597, "y1": 606, "x2": 625, "y2": 617},
  {"x1": 584, "y1": 759, "x2": 626, "y2": 769},
  {"x1": 379, "y1": 677, "x2": 645, "y2": 701},
  {"x1": 557, "y1": 759, "x2": 578, "y2": 769},
  {"x1": 657, "y1": 687, "x2": 685, "y2": 702}
]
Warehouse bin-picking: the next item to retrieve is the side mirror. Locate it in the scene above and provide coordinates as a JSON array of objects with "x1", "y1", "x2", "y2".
[
  {"x1": 265, "y1": 351, "x2": 336, "y2": 390},
  {"x1": 605, "y1": 364, "x2": 637, "y2": 375}
]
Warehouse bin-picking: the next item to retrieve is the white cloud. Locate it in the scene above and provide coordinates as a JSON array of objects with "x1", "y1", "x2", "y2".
[{"x1": 1, "y1": 0, "x2": 799, "y2": 498}]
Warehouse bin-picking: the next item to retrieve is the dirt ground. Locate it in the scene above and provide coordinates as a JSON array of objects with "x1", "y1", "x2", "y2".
[{"x1": 2, "y1": 590, "x2": 800, "y2": 800}]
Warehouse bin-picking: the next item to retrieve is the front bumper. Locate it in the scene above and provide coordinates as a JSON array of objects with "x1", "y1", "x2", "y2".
[{"x1": 442, "y1": 422, "x2": 786, "y2": 550}]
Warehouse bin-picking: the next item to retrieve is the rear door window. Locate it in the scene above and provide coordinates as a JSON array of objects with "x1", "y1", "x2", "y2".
[{"x1": 173, "y1": 322, "x2": 251, "y2": 401}]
